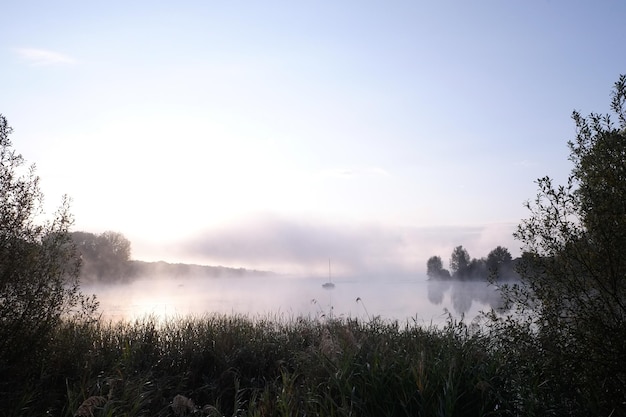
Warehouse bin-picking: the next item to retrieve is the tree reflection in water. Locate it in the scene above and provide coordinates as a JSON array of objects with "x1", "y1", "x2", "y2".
[{"x1": 427, "y1": 279, "x2": 508, "y2": 315}]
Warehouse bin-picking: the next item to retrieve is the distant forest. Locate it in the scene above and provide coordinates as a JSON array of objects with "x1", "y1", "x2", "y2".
[
  {"x1": 426, "y1": 245, "x2": 519, "y2": 281},
  {"x1": 71, "y1": 231, "x2": 271, "y2": 283}
]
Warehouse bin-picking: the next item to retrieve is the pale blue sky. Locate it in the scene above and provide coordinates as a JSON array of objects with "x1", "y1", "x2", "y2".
[{"x1": 2, "y1": 1, "x2": 625, "y2": 275}]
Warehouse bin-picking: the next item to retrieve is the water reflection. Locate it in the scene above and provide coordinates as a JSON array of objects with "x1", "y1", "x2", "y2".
[
  {"x1": 427, "y1": 279, "x2": 450, "y2": 305},
  {"x1": 86, "y1": 275, "x2": 509, "y2": 325},
  {"x1": 427, "y1": 279, "x2": 506, "y2": 315}
]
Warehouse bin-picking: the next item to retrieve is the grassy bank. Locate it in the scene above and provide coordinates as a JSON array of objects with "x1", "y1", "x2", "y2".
[{"x1": 0, "y1": 313, "x2": 595, "y2": 416}]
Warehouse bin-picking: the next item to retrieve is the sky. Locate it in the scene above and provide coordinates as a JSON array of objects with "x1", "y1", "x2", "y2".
[{"x1": 2, "y1": 1, "x2": 625, "y2": 276}]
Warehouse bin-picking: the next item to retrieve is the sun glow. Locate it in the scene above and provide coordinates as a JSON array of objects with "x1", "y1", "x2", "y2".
[{"x1": 127, "y1": 297, "x2": 177, "y2": 321}]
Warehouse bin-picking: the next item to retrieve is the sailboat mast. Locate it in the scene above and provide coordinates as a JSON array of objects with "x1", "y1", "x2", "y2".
[{"x1": 322, "y1": 259, "x2": 335, "y2": 289}]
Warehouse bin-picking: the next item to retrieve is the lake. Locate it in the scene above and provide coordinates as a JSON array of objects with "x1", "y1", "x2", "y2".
[{"x1": 85, "y1": 275, "x2": 506, "y2": 326}]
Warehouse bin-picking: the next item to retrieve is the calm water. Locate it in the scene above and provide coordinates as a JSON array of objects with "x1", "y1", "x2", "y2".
[{"x1": 86, "y1": 275, "x2": 506, "y2": 325}]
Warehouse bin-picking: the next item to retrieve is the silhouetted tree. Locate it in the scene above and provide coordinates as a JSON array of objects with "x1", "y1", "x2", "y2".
[
  {"x1": 486, "y1": 246, "x2": 513, "y2": 280},
  {"x1": 426, "y1": 255, "x2": 451, "y2": 279},
  {"x1": 500, "y1": 75, "x2": 626, "y2": 414},
  {"x1": 72, "y1": 230, "x2": 131, "y2": 281},
  {"x1": 467, "y1": 257, "x2": 487, "y2": 280},
  {"x1": 0, "y1": 114, "x2": 97, "y2": 395},
  {"x1": 449, "y1": 245, "x2": 470, "y2": 278}
]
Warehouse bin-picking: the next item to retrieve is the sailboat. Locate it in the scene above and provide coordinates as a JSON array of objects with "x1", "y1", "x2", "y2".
[{"x1": 322, "y1": 259, "x2": 335, "y2": 289}]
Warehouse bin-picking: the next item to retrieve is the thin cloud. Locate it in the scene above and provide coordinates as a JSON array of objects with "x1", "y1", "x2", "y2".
[
  {"x1": 15, "y1": 47, "x2": 77, "y2": 66},
  {"x1": 175, "y1": 215, "x2": 518, "y2": 277}
]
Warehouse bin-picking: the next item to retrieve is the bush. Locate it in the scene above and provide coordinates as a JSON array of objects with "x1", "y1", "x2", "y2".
[
  {"x1": 0, "y1": 114, "x2": 97, "y2": 402},
  {"x1": 498, "y1": 75, "x2": 626, "y2": 416}
]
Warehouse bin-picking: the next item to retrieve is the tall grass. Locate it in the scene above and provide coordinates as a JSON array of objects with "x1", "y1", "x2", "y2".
[{"x1": 1, "y1": 312, "x2": 558, "y2": 416}]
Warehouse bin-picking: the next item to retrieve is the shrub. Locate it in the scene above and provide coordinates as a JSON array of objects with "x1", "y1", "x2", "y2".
[{"x1": 0, "y1": 114, "x2": 97, "y2": 405}]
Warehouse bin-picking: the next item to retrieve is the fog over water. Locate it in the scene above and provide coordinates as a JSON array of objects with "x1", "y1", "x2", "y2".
[
  {"x1": 86, "y1": 274, "x2": 507, "y2": 326},
  {"x1": 80, "y1": 218, "x2": 517, "y2": 325},
  {"x1": 136, "y1": 216, "x2": 519, "y2": 277}
]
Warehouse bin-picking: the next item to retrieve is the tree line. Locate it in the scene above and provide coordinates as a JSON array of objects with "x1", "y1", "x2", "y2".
[
  {"x1": 426, "y1": 245, "x2": 518, "y2": 281},
  {"x1": 70, "y1": 231, "x2": 271, "y2": 282},
  {"x1": 70, "y1": 231, "x2": 133, "y2": 282}
]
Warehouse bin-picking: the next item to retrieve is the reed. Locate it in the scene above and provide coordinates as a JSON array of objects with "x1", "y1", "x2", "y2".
[{"x1": 0, "y1": 311, "x2": 560, "y2": 416}]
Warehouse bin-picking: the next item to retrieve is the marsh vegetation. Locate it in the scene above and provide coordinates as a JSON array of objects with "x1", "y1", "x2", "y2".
[{"x1": 0, "y1": 314, "x2": 550, "y2": 417}]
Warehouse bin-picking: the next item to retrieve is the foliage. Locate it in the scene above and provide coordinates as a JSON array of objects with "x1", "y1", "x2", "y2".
[
  {"x1": 466, "y1": 258, "x2": 487, "y2": 280},
  {"x1": 502, "y1": 74, "x2": 626, "y2": 415},
  {"x1": 0, "y1": 115, "x2": 97, "y2": 403},
  {"x1": 13, "y1": 308, "x2": 623, "y2": 417},
  {"x1": 485, "y1": 246, "x2": 513, "y2": 280},
  {"x1": 449, "y1": 245, "x2": 470, "y2": 278},
  {"x1": 427, "y1": 245, "x2": 518, "y2": 281},
  {"x1": 426, "y1": 255, "x2": 450, "y2": 279},
  {"x1": 1, "y1": 314, "x2": 513, "y2": 417},
  {"x1": 72, "y1": 230, "x2": 132, "y2": 282}
]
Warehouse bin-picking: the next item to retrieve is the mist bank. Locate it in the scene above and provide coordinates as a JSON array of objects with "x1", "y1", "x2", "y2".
[
  {"x1": 143, "y1": 214, "x2": 519, "y2": 277},
  {"x1": 71, "y1": 231, "x2": 274, "y2": 284},
  {"x1": 73, "y1": 219, "x2": 520, "y2": 284}
]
